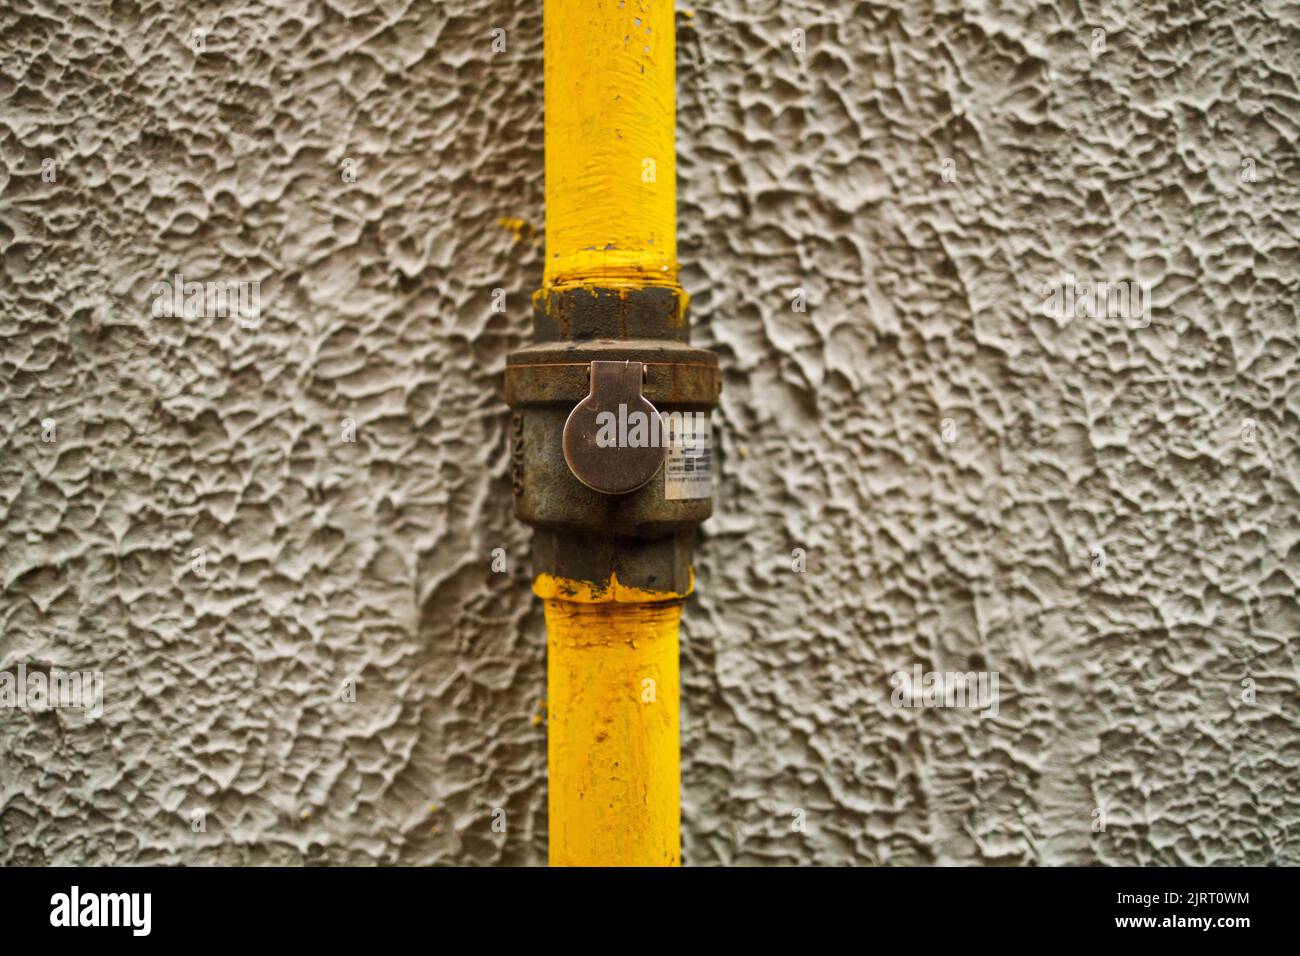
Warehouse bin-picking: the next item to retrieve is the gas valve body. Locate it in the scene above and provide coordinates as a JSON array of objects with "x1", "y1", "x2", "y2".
[{"x1": 505, "y1": 286, "x2": 720, "y2": 594}]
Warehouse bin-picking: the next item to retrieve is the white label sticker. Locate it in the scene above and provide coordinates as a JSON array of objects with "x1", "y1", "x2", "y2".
[{"x1": 663, "y1": 413, "x2": 712, "y2": 500}]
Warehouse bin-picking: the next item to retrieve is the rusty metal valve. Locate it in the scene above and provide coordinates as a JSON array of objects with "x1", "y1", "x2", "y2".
[{"x1": 504, "y1": 286, "x2": 720, "y2": 593}]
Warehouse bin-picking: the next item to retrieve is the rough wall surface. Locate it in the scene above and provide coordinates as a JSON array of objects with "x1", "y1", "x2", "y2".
[{"x1": 1, "y1": 0, "x2": 1296, "y2": 865}]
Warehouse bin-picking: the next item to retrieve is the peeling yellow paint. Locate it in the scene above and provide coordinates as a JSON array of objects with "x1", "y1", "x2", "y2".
[
  {"x1": 533, "y1": 569, "x2": 692, "y2": 604},
  {"x1": 531, "y1": 282, "x2": 690, "y2": 325}
]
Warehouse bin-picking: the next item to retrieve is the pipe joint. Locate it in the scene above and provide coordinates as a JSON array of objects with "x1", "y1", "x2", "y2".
[{"x1": 506, "y1": 287, "x2": 719, "y2": 594}]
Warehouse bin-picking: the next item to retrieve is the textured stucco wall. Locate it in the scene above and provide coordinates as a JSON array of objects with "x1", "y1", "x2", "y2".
[{"x1": 2, "y1": 0, "x2": 1297, "y2": 865}]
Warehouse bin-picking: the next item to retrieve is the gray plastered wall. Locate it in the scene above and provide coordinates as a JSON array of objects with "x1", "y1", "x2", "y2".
[{"x1": 1, "y1": 0, "x2": 1297, "y2": 865}]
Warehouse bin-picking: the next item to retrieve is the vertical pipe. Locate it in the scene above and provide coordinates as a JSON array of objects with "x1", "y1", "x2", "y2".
[
  {"x1": 541, "y1": 0, "x2": 684, "y2": 866},
  {"x1": 540, "y1": 578, "x2": 682, "y2": 867},
  {"x1": 544, "y1": 0, "x2": 678, "y2": 292}
]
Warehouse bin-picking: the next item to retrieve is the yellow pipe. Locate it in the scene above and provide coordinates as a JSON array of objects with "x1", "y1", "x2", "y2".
[
  {"x1": 538, "y1": 574, "x2": 683, "y2": 866},
  {"x1": 544, "y1": 0, "x2": 678, "y2": 292},
  {"x1": 540, "y1": 0, "x2": 685, "y2": 866}
]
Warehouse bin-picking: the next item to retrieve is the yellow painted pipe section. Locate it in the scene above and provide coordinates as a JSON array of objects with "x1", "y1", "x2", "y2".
[
  {"x1": 543, "y1": 0, "x2": 678, "y2": 291},
  {"x1": 540, "y1": 0, "x2": 686, "y2": 867},
  {"x1": 539, "y1": 574, "x2": 683, "y2": 866}
]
